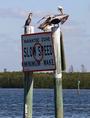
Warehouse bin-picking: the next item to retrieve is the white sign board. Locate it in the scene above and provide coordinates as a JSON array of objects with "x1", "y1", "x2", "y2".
[{"x1": 21, "y1": 32, "x2": 56, "y2": 72}]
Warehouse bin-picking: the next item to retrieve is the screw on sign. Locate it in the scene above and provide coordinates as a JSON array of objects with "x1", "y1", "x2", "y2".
[{"x1": 22, "y1": 32, "x2": 56, "y2": 71}]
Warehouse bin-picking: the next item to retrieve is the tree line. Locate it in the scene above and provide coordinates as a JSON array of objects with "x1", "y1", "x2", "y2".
[{"x1": 0, "y1": 71, "x2": 90, "y2": 89}]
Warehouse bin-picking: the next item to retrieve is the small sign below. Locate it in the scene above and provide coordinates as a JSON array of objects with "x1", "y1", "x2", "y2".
[{"x1": 21, "y1": 32, "x2": 56, "y2": 72}]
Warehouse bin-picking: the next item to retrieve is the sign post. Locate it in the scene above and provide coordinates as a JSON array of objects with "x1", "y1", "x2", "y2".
[
  {"x1": 23, "y1": 25, "x2": 34, "y2": 118},
  {"x1": 52, "y1": 26, "x2": 64, "y2": 118}
]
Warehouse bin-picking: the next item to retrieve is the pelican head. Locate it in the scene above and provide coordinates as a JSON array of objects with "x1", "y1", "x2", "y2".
[{"x1": 58, "y1": 6, "x2": 64, "y2": 14}]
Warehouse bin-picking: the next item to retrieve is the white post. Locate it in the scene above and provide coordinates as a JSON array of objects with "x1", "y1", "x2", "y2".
[
  {"x1": 23, "y1": 25, "x2": 34, "y2": 118},
  {"x1": 52, "y1": 25, "x2": 64, "y2": 118}
]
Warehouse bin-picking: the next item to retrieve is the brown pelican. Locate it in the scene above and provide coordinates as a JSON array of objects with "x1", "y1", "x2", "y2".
[
  {"x1": 24, "y1": 13, "x2": 32, "y2": 33},
  {"x1": 38, "y1": 16, "x2": 53, "y2": 31},
  {"x1": 38, "y1": 6, "x2": 69, "y2": 31},
  {"x1": 25, "y1": 13, "x2": 32, "y2": 26}
]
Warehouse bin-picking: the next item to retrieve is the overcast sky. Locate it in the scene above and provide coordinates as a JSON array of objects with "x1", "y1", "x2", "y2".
[{"x1": 0, "y1": 0, "x2": 90, "y2": 72}]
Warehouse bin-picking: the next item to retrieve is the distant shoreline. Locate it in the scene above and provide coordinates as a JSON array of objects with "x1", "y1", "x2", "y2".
[{"x1": 0, "y1": 72, "x2": 90, "y2": 89}]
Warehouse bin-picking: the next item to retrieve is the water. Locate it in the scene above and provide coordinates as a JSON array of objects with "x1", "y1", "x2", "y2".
[{"x1": 0, "y1": 89, "x2": 90, "y2": 118}]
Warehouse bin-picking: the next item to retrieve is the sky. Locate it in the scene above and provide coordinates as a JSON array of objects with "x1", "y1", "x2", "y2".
[{"x1": 0, "y1": 0, "x2": 90, "y2": 72}]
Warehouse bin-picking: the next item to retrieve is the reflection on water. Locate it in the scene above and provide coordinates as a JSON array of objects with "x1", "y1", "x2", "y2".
[{"x1": 0, "y1": 89, "x2": 90, "y2": 118}]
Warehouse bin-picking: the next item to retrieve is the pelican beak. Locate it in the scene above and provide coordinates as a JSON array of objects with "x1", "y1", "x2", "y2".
[{"x1": 61, "y1": 15, "x2": 69, "y2": 24}]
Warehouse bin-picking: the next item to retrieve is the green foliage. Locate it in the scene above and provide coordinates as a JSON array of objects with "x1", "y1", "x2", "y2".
[
  {"x1": 33, "y1": 73, "x2": 54, "y2": 88},
  {"x1": 62, "y1": 72, "x2": 90, "y2": 89},
  {"x1": 0, "y1": 72, "x2": 24, "y2": 88},
  {"x1": 0, "y1": 71, "x2": 90, "y2": 89}
]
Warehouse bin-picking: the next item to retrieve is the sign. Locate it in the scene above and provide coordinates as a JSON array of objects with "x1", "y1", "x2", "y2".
[{"x1": 21, "y1": 32, "x2": 56, "y2": 72}]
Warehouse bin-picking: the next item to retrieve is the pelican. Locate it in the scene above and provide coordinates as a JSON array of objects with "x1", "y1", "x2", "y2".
[
  {"x1": 38, "y1": 16, "x2": 53, "y2": 31},
  {"x1": 38, "y1": 6, "x2": 69, "y2": 31},
  {"x1": 24, "y1": 13, "x2": 32, "y2": 33},
  {"x1": 25, "y1": 13, "x2": 32, "y2": 26}
]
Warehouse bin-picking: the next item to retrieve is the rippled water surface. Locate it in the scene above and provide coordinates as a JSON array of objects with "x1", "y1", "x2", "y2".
[{"x1": 0, "y1": 89, "x2": 90, "y2": 118}]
